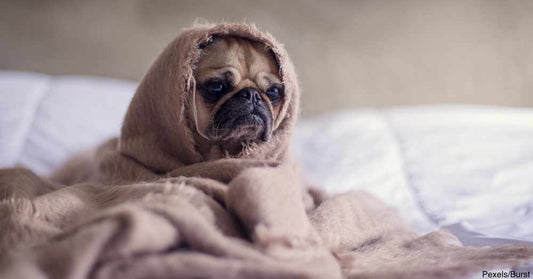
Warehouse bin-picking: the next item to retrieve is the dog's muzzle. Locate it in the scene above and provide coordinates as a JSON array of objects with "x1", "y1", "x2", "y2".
[{"x1": 208, "y1": 87, "x2": 273, "y2": 142}]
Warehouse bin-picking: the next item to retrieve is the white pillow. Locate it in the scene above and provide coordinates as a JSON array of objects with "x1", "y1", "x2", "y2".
[{"x1": 0, "y1": 71, "x2": 136, "y2": 174}]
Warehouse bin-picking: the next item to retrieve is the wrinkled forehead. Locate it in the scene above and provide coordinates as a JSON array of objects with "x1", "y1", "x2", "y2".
[{"x1": 194, "y1": 36, "x2": 280, "y2": 83}]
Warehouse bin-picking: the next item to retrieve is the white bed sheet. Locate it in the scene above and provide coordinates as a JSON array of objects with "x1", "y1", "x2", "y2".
[
  {"x1": 294, "y1": 108, "x2": 533, "y2": 247},
  {"x1": 1, "y1": 71, "x2": 532, "y2": 251}
]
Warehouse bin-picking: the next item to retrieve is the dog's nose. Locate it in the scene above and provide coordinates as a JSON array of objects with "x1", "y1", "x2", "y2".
[{"x1": 236, "y1": 88, "x2": 261, "y2": 103}]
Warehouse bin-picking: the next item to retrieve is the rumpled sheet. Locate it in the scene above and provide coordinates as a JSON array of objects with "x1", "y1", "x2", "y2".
[{"x1": 294, "y1": 107, "x2": 533, "y2": 243}]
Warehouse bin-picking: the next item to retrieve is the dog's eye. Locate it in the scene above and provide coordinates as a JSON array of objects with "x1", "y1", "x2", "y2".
[
  {"x1": 199, "y1": 80, "x2": 229, "y2": 104},
  {"x1": 266, "y1": 85, "x2": 284, "y2": 103},
  {"x1": 206, "y1": 81, "x2": 226, "y2": 93}
]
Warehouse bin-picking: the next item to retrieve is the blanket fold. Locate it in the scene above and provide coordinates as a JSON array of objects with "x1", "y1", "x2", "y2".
[{"x1": 1, "y1": 22, "x2": 532, "y2": 279}]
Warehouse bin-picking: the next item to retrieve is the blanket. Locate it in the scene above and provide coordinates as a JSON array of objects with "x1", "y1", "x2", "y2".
[{"x1": 1, "y1": 22, "x2": 532, "y2": 279}]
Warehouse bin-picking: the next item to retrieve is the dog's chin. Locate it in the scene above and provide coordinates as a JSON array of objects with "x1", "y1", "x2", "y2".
[
  {"x1": 209, "y1": 112, "x2": 272, "y2": 143},
  {"x1": 227, "y1": 114, "x2": 266, "y2": 141}
]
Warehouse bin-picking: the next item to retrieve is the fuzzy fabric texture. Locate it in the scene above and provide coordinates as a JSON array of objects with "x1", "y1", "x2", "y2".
[{"x1": 1, "y1": 23, "x2": 533, "y2": 279}]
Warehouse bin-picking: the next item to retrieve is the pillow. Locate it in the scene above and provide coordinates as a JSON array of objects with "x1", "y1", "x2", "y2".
[{"x1": 0, "y1": 71, "x2": 136, "y2": 174}]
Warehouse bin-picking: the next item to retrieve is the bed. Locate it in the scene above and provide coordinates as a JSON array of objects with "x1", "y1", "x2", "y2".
[{"x1": 1, "y1": 70, "x2": 532, "y2": 252}]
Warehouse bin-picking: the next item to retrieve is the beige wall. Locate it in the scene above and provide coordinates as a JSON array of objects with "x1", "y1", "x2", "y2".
[{"x1": 1, "y1": 0, "x2": 533, "y2": 116}]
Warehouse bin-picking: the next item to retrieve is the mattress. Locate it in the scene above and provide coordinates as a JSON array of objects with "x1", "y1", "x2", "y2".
[{"x1": 1, "y1": 71, "x2": 532, "y2": 251}]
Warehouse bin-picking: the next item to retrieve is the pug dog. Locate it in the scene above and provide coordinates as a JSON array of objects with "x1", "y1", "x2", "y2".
[{"x1": 192, "y1": 36, "x2": 284, "y2": 157}]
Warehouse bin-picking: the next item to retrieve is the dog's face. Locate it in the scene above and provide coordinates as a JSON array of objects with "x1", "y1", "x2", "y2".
[{"x1": 193, "y1": 36, "x2": 283, "y2": 153}]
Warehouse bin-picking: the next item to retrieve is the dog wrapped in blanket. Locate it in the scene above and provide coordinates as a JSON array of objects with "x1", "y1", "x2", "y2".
[{"x1": 1, "y1": 22, "x2": 532, "y2": 279}]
